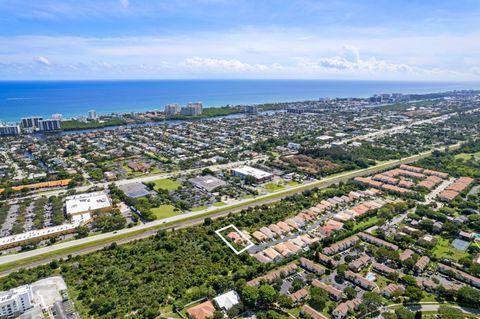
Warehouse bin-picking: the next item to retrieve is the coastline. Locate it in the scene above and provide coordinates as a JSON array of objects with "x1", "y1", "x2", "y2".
[{"x1": 2, "y1": 79, "x2": 480, "y2": 123}]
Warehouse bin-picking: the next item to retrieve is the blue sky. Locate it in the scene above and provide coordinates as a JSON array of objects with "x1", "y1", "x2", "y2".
[{"x1": 0, "y1": 0, "x2": 479, "y2": 80}]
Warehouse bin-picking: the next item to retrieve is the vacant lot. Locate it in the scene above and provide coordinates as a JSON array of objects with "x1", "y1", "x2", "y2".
[
  {"x1": 153, "y1": 178, "x2": 182, "y2": 191},
  {"x1": 282, "y1": 154, "x2": 339, "y2": 173},
  {"x1": 150, "y1": 205, "x2": 181, "y2": 219},
  {"x1": 264, "y1": 182, "x2": 285, "y2": 193}
]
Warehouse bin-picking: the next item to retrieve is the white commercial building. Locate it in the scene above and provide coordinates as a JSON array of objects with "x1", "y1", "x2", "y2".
[
  {"x1": 0, "y1": 285, "x2": 33, "y2": 318},
  {"x1": 0, "y1": 224, "x2": 78, "y2": 250},
  {"x1": 65, "y1": 191, "x2": 112, "y2": 224},
  {"x1": 232, "y1": 166, "x2": 273, "y2": 183}
]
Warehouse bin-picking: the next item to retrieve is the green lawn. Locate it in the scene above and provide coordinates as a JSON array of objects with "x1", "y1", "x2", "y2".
[
  {"x1": 150, "y1": 205, "x2": 181, "y2": 219},
  {"x1": 190, "y1": 205, "x2": 208, "y2": 212},
  {"x1": 152, "y1": 178, "x2": 182, "y2": 191},
  {"x1": 213, "y1": 202, "x2": 226, "y2": 207},
  {"x1": 353, "y1": 216, "x2": 380, "y2": 231},
  {"x1": 374, "y1": 273, "x2": 391, "y2": 290},
  {"x1": 264, "y1": 182, "x2": 286, "y2": 193},
  {"x1": 432, "y1": 237, "x2": 469, "y2": 261},
  {"x1": 454, "y1": 151, "x2": 480, "y2": 160}
]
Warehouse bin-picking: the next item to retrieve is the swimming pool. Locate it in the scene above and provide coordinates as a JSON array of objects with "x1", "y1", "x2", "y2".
[{"x1": 366, "y1": 272, "x2": 376, "y2": 281}]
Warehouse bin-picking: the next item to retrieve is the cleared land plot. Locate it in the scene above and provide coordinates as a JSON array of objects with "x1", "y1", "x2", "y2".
[
  {"x1": 150, "y1": 205, "x2": 181, "y2": 219},
  {"x1": 264, "y1": 183, "x2": 285, "y2": 193},
  {"x1": 432, "y1": 237, "x2": 469, "y2": 261},
  {"x1": 153, "y1": 178, "x2": 182, "y2": 191}
]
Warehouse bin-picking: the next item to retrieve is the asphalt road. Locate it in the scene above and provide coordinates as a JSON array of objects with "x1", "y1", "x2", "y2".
[{"x1": 0, "y1": 147, "x2": 443, "y2": 277}]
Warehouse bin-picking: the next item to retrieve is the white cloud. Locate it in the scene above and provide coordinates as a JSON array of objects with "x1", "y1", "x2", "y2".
[
  {"x1": 180, "y1": 57, "x2": 271, "y2": 73},
  {"x1": 302, "y1": 45, "x2": 415, "y2": 74},
  {"x1": 119, "y1": 0, "x2": 129, "y2": 8},
  {"x1": 0, "y1": 29, "x2": 479, "y2": 80},
  {"x1": 34, "y1": 56, "x2": 51, "y2": 66}
]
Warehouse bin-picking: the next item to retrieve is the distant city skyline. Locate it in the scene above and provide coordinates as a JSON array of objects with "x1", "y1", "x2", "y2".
[{"x1": 0, "y1": 0, "x2": 479, "y2": 80}]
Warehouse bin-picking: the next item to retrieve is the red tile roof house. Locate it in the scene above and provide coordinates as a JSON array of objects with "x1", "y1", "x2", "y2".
[
  {"x1": 273, "y1": 243, "x2": 294, "y2": 258},
  {"x1": 382, "y1": 284, "x2": 405, "y2": 298},
  {"x1": 437, "y1": 263, "x2": 480, "y2": 289},
  {"x1": 247, "y1": 264, "x2": 297, "y2": 286},
  {"x1": 259, "y1": 227, "x2": 275, "y2": 239},
  {"x1": 312, "y1": 280, "x2": 343, "y2": 300},
  {"x1": 276, "y1": 221, "x2": 292, "y2": 233},
  {"x1": 226, "y1": 232, "x2": 243, "y2": 244},
  {"x1": 252, "y1": 231, "x2": 267, "y2": 242},
  {"x1": 300, "y1": 257, "x2": 326, "y2": 275},
  {"x1": 301, "y1": 304, "x2": 329, "y2": 319},
  {"x1": 268, "y1": 224, "x2": 284, "y2": 236},
  {"x1": 372, "y1": 261, "x2": 396, "y2": 276},
  {"x1": 414, "y1": 256, "x2": 430, "y2": 273},
  {"x1": 186, "y1": 301, "x2": 215, "y2": 319},
  {"x1": 332, "y1": 298, "x2": 362, "y2": 319},
  {"x1": 348, "y1": 255, "x2": 371, "y2": 272},
  {"x1": 284, "y1": 241, "x2": 302, "y2": 254},
  {"x1": 358, "y1": 232, "x2": 399, "y2": 251},
  {"x1": 322, "y1": 235, "x2": 360, "y2": 255},
  {"x1": 344, "y1": 271, "x2": 376, "y2": 290},
  {"x1": 399, "y1": 249, "x2": 414, "y2": 262},
  {"x1": 317, "y1": 252, "x2": 338, "y2": 268},
  {"x1": 289, "y1": 288, "x2": 309, "y2": 304}
]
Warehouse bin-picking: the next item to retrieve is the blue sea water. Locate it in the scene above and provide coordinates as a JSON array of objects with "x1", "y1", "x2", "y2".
[{"x1": 1, "y1": 79, "x2": 480, "y2": 122}]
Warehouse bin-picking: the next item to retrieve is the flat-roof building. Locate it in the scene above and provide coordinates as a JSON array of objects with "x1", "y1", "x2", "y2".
[
  {"x1": 189, "y1": 175, "x2": 227, "y2": 192},
  {"x1": 65, "y1": 191, "x2": 112, "y2": 224},
  {"x1": 232, "y1": 166, "x2": 273, "y2": 183}
]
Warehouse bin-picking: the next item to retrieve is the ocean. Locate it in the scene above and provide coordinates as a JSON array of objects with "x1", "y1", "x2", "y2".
[{"x1": 1, "y1": 79, "x2": 480, "y2": 122}]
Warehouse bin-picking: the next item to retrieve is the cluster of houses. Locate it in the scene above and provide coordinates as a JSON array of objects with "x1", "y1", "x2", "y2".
[
  {"x1": 248, "y1": 188, "x2": 386, "y2": 263},
  {"x1": 438, "y1": 176, "x2": 474, "y2": 201},
  {"x1": 354, "y1": 164, "x2": 451, "y2": 195}
]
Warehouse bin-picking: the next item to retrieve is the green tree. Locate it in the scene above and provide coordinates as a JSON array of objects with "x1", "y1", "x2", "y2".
[
  {"x1": 241, "y1": 286, "x2": 259, "y2": 307},
  {"x1": 362, "y1": 292, "x2": 383, "y2": 312},
  {"x1": 457, "y1": 286, "x2": 480, "y2": 309},
  {"x1": 404, "y1": 286, "x2": 423, "y2": 303},
  {"x1": 344, "y1": 287, "x2": 357, "y2": 300},
  {"x1": 258, "y1": 285, "x2": 277, "y2": 305},
  {"x1": 308, "y1": 287, "x2": 328, "y2": 311},
  {"x1": 438, "y1": 305, "x2": 463, "y2": 319},
  {"x1": 395, "y1": 306, "x2": 415, "y2": 319}
]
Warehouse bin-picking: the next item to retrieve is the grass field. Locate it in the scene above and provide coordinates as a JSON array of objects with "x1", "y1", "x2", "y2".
[
  {"x1": 454, "y1": 151, "x2": 480, "y2": 160},
  {"x1": 353, "y1": 216, "x2": 380, "y2": 231},
  {"x1": 432, "y1": 237, "x2": 469, "y2": 261},
  {"x1": 150, "y1": 205, "x2": 180, "y2": 219},
  {"x1": 152, "y1": 178, "x2": 182, "y2": 191},
  {"x1": 190, "y1": 205, "x2": 208, "y2": 212},
  {"x1": 264, "y1": 182, "x2": 286, "y2": 192},
  {"x1": 213, "y1": 202, "x2": 226, "y2": 207}
]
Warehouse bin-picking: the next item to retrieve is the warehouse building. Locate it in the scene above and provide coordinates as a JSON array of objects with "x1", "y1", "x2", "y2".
[{"x1": 232, "y1": 166, "x2": 273, "y2": 183}]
